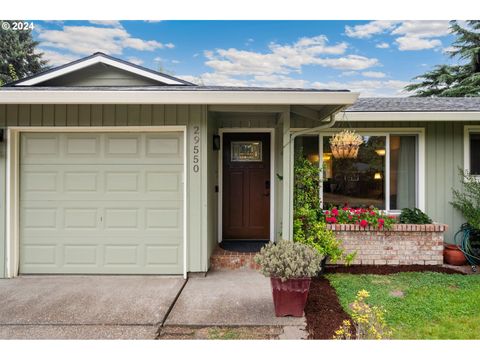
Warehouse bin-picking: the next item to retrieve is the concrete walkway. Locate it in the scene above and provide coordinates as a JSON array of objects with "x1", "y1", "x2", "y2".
[
  {"x1": 166, "y1": 270, "x2": 306, "y2": 327},
  {"x1": 0, "y1": 271, "x2": 308, "y2": 339},
  {"x1": 0, "y1": 276, "x2": 185, "y2": 339}
]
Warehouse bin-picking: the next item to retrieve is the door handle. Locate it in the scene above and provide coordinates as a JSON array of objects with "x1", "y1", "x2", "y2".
[{"x1": 265, "y1": 180, "x2": 270, "y2": 190}]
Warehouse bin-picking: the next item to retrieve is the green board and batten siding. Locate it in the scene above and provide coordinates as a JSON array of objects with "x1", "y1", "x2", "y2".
[{"x1": 0, "y1": 104, "x2": 209, "y2": 275}]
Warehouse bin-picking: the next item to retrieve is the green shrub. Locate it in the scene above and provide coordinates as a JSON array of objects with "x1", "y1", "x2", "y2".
[
  {"x1": 293, "y1": 152, "x2": 355, "y2": 264},
  {"x1": 304, "y1": 222, "x2": 356, "y2": 265},
  {"x1": 399, "y1": 208, "x2": 432, "y2": 224},
  {"x1": 254, "y1": 240, "x2": 322, "y2": 281},
  {"x1": 451, "y1": 169, "x2": 480, "y2": 231}
]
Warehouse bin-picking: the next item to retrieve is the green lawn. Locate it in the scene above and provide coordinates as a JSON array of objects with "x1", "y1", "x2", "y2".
[{"x1": 327, "y1": 272, "x2": 480, "y2": 339}]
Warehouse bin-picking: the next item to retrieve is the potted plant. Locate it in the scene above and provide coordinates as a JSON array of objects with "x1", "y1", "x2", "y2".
[
  {"x1": 254, "y1": 240, "x2": 322, "y2": 317},
  {"x1": 443, "y1": 243, "x2": 467, "y2": 266},
  {"x1": 450, "y1": 169, "x2": 480, "y2": 265}
]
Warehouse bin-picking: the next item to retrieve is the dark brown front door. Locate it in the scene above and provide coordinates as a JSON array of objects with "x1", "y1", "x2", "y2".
[{"x1": 222, "y1": 133, "x2": 270, "y2": 240}]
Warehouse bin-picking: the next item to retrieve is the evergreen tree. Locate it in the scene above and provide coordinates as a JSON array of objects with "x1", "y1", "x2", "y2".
[
  {"x1": 0, "y1": 20, "x2": 48, "y2": 85},
  {"x1": 405, "y1": 21, "x2": 480, "y2": 97}
]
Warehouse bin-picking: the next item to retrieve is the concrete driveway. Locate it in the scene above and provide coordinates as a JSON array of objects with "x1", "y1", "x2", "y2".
[{"x1": 0, "y1": 276, "x2": 185, "y2": 339}]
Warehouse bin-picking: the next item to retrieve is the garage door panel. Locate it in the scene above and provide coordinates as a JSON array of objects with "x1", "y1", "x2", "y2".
[
  {"x1": 21, "y1": 165, "x2": 183, "y2": 201},
  {"x1": 21, "y1": 133, "x2": 183, "y2": 165},
  {"x1": 20, "y1": 132, "x2": 184, "y2": 275}
]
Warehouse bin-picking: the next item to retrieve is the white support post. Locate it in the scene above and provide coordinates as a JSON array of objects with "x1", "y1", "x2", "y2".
[{"x1": 281, "y1": 110, "x2": 292, "y2": 240}]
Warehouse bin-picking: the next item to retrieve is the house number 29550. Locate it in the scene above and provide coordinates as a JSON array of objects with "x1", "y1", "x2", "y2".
[{"x1": 193, "y1": 126, "x2": 200, "y2": 173}]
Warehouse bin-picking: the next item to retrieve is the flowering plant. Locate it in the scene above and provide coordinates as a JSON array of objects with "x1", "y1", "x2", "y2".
[
  {"x1": 323, "y1": 206, "x2": 396, "y2": 230},
  {"x1": 333, "y1": 290, "x2": 392, "y2": 340}
]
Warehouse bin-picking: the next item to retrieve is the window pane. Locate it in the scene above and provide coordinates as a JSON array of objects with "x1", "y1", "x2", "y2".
[
  {"x1": 294, "y1": 135, "x2": 319, "y2": 164},
  {"x1": 390, "y1": 135, "x2": 417, "y2": 210},
  {"x1": 471, "y1": 133, "x2": 480, "y2": 175},
  {"x1": 322, "y1": 135, "x2": 386, "y2": 209}
]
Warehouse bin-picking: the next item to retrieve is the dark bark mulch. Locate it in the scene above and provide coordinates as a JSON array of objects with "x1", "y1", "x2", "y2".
[
  {"x1": 305, "y1": 265, "x2": 465, "y2": 339},
  {"x1": 325, "y1": 264, "x2": 464, "y2": 275},
  {"x1": 304, "y1": 276, "x2": 352, "y2": 339}
]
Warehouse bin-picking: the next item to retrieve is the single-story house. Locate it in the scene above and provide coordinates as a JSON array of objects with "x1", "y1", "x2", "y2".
[{"x1": 0, "y1": 52, "x2": 479, "y2": 278}]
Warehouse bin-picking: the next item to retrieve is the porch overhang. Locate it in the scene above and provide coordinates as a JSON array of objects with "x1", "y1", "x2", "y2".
[{"x1": 0, "y1": 88, "x2": 359, "y2": 106}]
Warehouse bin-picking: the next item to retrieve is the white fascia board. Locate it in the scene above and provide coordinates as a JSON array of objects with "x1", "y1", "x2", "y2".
[
  {"x1": 340, "y1": 111, "x2": 480, "y2": 122},
  {"x1": 13, "y1": 55, "x2": 184, "y2": 86},
  {"x1": 0, "y1": 90, "x2": 360, "y2": 105}
]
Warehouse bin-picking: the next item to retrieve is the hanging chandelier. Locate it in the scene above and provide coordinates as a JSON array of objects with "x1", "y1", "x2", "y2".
[{"x1": 329, "y1": 130, "x2": 364, "y2": 159}]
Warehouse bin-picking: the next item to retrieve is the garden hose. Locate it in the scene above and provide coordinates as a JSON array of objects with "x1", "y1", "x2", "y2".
[{"x1": 454, "y1": 224, "x2": 480, "y2": 271}]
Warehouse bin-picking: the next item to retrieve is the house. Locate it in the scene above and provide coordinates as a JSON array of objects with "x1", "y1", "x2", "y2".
[{"x1": 0, "y1": 52, "x2": 479, "y2": 278}]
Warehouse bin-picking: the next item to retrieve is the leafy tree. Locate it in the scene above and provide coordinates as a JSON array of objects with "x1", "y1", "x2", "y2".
[
  {"x1": 0, "y1": 20, "x2": 48, "y2": 85},
  {"x1": 405, "y1": 21, "x2": 480, "y2": 97}
]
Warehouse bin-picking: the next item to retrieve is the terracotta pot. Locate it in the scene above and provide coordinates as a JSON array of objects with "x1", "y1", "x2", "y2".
[
  {"x1": 443, "y1": 244, "x2": 467, "y2": 266},
  {"x1": 270, "y1": 277, "x2": 311, "y2": 317}
]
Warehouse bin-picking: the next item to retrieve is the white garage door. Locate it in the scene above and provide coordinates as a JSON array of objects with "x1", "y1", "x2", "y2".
[{"x1": 19, "y1": 132, "x2": 184, "y2": 274}]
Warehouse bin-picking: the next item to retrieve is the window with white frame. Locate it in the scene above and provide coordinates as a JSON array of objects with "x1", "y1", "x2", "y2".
[
  {"x1": 294, "y1": 131, "x2": 420, "y2": 211},
  {"x1": 466, "y1": 127, "x2": 480, "y2": 176}
]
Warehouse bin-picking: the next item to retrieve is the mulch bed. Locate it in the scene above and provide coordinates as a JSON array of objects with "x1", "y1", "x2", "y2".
[
  {"x1": 326, "y1": 264, "x2": 464, "y2": 275},
  {"x1": 304, "y1": 265, "x2": 464, "y2": 339}
]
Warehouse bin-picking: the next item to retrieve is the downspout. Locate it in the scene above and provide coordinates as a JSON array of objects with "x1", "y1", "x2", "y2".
[{"x1": 287, "y1": 107, "x2": 344, "y2": 240}]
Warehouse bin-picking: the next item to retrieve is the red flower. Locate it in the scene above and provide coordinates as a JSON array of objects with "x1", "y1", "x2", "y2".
[
  {"x1": 370, "y1": 211, "x2": 376, "y2": 216},
  {"x1": 342, "y1": 206, "x2": 348, "y2": 211},
  {"x1": 332, "y1": 208, "x2": 339, "y2": 216},
  {"x1": 325, "y1": 210, "x2": 330, "y2": 215},
  {"x1": 378, "y1": 218, "x2": 385, "y2": 225},
  {"x1": 360, "y1": 219, "x2": 368, "y2": 228},
  {"x1": 348, "y1": 215, "x2": 353, "y2": 220},
  {"x1": 326, "y1": 217, "x2": 337, "y2": 223}
]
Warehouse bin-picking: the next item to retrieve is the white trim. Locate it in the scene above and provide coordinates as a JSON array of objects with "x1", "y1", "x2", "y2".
[
  {"x1": 464, "y1": 125, "x2": 480, "y2": 176},
  {"x1": 308, "y1": 127, "x2": 426, "y2": 213},
  {"x1": 5, "y1": 125, "x2": 187, "y2": 278},
  {"x1": 13, "y1": 54, "x2": 185, "y2": 86},
  {"x1": 217, "y1": 128, "x2": 275, "y2": 243},
  {"x1": 183, "y1": 128, "x2": 188, "y2": 279},
  {"x1": 338, "y1": 111, "x2": 480, "y2": 122},
  {"x1": 0, "y1": 90, "x2": 359, "y2": 106}
]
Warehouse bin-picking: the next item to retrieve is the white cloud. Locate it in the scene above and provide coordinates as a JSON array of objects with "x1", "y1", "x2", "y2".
[
  {"x1": 311, "y1": 79, "x2": 410, "y2": 97},
  {"x1": 345, "y1": 21, "x2": 398, "y2": 39},
  {"x1": 252, "y1": 74, "x2": 309, "y2": 88},
  {"x1": 202, "y1": 35, "x2": 377, "y2": 77},
  {"x1": 346, "y1": 20, "x2": 451, "y2": 51},
  {"x1": 362, "y1": 71, "x2": 387, "y2": 78},
  {"x1": 37, "y1": 48, "x2": 78, "y2": 66},
  {"x1": 396, "y1": 36, "x2": 442, "y2": 51},
  {"x1": 127, "y1": 57, "x2": 143, "y2": 65},
  {"x1": 37, "y1": 25, "x2": 173, "y2": 56},
  {"x1": 171, "y1": 60, "x2": 180, "y2": 64},
  {"x1": 376, "y1": 42, "x2": 390, "y2": 49},
  {"x1": 314, "y1": 55, "x2": 379, "y2": 70},
  {"x1": 442, "y1": 46, "x2": 456, "y2": 54},
  {"x1": 391, "y1": 20, "x2": 450, "y2": 38},
  {"x1": 89, "y1": 20, "x2": 122, "y2": 28}
]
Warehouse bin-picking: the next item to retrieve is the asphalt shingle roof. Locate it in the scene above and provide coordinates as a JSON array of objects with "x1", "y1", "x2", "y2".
[{"x1": 347, "y1": 97, "x2": 480, "y2": 112}]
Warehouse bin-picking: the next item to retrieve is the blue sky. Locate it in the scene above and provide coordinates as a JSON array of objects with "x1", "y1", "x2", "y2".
[{"x1": 31, "y1": 20, "x2": 458, "y2": 96}]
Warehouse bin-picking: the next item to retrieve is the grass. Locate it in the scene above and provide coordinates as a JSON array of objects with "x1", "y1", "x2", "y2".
[{"x1": 327, "y1": 272, "x2": 480, "y2": 339}]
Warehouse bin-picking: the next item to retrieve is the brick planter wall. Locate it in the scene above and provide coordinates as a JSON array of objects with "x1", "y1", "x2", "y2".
[{"x1": 327, "y1": 224, "x2": 448, "y2": 265}]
